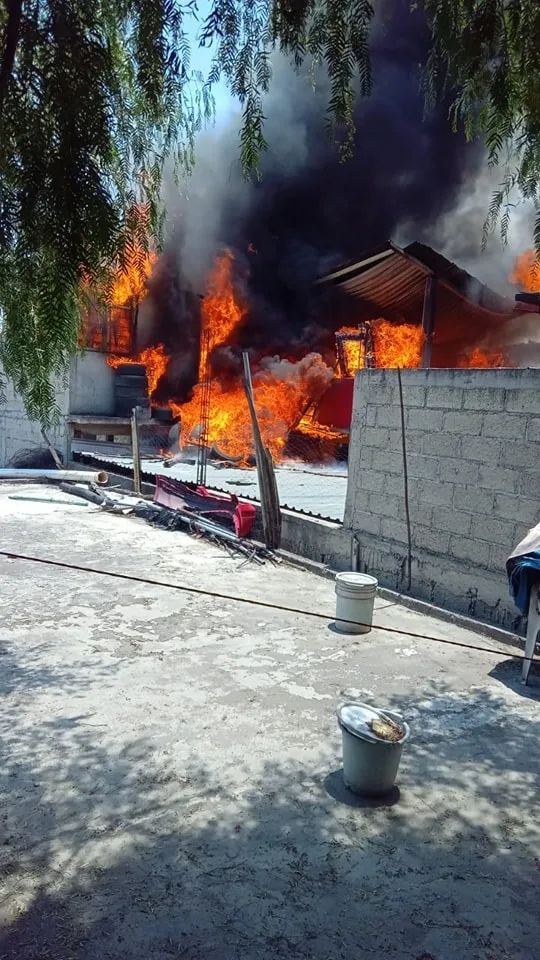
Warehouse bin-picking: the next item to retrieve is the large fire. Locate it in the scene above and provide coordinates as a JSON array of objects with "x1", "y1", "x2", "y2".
[
  {"x1": 336, "y1": 327, "x2": 366, "y2": 376},
  {"x1": 335, "y1": 320, "x2": 424, "y2": 375},
  {"x1": 372, "y1": 320, "x2": 424, "y2": 368},
  {"x1": 511, "y1": 249, "x2": 540, "y2": 293},
  {"x1": 80, "y1": 235, "x2": 157, "y2": 354},
  {"x1": 457, "y1": 346, "x2": 505, "y2": 369},
  {"x1": 110, "y1": 250, "x2": 157, "y2": 306},
  {"x1": 167, "y1": 253, "x2": 335, "y2": 458},
  {"x1": 95, "y1": 244, "x2": 539, "y2": 458},
  {"x1": 173, "y1": 353, "x2": 333, "y2": 459},
  {"x1": 104, "y1": 245, "x2": 166, "y2": 388},
  {"x1": 198, "y1": 249, "x2": 245, "y2": 379}
]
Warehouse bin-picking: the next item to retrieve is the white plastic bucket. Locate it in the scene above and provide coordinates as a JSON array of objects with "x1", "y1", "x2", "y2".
[
  {"x1": 337, "y1": 702, "x2": 410, "y2": 796},
  {"x1": 334, "y1": 571, "x2": 378, "y2": 634}
]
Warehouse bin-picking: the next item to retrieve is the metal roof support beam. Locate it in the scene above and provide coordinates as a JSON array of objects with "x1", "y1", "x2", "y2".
[{"x1": 421, "y1": 276, "x2": 437, "y2": 368}]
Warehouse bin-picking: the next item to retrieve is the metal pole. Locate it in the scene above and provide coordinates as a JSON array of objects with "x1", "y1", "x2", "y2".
[
  {"x1": 131, "y1": 406, "x2": 142, "y2": 496},
  {"x1": 421, "y1": 276, "x2": 436, "y2": 368}
]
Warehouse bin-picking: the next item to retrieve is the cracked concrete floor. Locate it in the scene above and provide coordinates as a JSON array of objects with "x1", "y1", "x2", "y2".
[{"x1": 0, "y1": 484, "x2": 539, "y2": 960}]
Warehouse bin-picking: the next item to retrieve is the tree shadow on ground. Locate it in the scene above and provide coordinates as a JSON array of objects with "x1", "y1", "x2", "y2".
[
  {"x1": 488, "y1": 657, "x2": 540, "y2": 701},
  {"x1": 1, "y1": 660, "x2": 539, "y2": 959}
]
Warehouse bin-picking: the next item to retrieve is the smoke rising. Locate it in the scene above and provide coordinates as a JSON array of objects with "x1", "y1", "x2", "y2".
[
  {"x1": 144, "y1": 0, "x2": 493, "y2": 402},
  {"x1": 411, "y1": 164, "x2": 540, "y2": 361},
  {"x1": 410, "y1": 162, "x2": 537, "y2": 295}
]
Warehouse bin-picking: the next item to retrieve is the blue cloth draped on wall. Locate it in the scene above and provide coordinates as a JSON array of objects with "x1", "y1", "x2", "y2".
[{"x1": 507, "y1": 553, "x2": 540, "y2": 614}]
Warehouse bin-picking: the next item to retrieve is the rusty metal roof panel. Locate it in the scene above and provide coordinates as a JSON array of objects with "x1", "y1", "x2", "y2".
[
  {"x1": 336, "y1": 253, "x2": 428, "y2": 315},
  {"x1": 318, "y1": 240, "x2": 529, "y2": 325}
]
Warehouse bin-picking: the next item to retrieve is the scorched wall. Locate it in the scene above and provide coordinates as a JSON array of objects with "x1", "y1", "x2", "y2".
[{"x1": 344, "y1": 367, "x2": 540, "y2": 632}]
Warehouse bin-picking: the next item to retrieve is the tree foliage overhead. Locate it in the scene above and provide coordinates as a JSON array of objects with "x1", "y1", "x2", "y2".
[
  {"x1": 0, "y1": 0, "x2": 539, "y2": 421},
  {"x1": 0, "y1": 0, "x2": 212, "y2": 420},
  {"x1": 423, "y1": 0, "x2": 540, "y2": 249},
  {"x1": 0, "y1": 0, "x2": 374, "y2": 422}
]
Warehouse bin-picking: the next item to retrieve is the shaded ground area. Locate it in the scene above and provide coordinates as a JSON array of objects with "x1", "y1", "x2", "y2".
[{"x1": 0, "y1": 485, "x2": 539, "y2": 959}]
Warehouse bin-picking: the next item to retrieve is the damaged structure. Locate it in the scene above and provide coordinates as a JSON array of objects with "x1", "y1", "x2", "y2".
[
  {"x1": 1, "y1": 238, "x2": 539, "y2": 636},
  {"x1": 279, "y1": 245, "x2": 540, "y2": 633},
  {"x1": 2, "y1": 238, "x2": 537, "y2": 465}
]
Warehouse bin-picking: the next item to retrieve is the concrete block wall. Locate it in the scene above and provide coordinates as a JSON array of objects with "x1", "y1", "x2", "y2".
[
  {"x1": 0, "y1": 368, "x2": 70, "y2": 466},
  {"x1": 344, "y1": 368, "x2": 540, "y2": 631},
  {"x1": 0, "y1": 350, "x2": 116, "y2": 465}
]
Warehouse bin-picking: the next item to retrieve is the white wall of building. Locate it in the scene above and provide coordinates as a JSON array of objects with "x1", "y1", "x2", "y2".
[{"x1": 0, "y1": 350, "x2": 117, "y2": 466}]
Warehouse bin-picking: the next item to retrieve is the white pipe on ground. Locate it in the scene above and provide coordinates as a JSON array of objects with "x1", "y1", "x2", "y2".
[{"x1": 0, "y1": 469, "x2": 108, "y2": 485}]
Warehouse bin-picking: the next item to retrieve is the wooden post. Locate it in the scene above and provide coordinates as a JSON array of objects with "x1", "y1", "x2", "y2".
[
  {"x1": 242, "y1": 352, "x2": 282, "y2": 550},
  {"x1": 131, "y1": 405, "x2": 142, "y2": 496},
  {"x1": 40, "y1": 426, "x2": 63, "y2": 469},
  {"x1": 421, "y1": 276, "x2": 436, "y2": 368}
]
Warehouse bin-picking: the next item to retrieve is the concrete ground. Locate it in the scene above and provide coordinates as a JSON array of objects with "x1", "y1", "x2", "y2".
[{"x1": 0, "y1": 483, "x2": 539, "y2": 960}]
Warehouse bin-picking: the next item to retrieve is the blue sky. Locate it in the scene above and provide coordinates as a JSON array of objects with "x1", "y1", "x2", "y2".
[{"x1": 184, "y1": 1, "x2": 237, "y2": 124}]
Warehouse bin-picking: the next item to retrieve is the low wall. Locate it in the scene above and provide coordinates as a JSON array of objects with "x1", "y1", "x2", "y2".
[
  {"x1": 344, "y1": 368, "x2": 540, "y2": 632},
  {"x1": 280, "y1": 510, "x2": 349, "y2": 570},
  {"x1": 0, "y1": 370, "x2": 69, "y2": 466}
]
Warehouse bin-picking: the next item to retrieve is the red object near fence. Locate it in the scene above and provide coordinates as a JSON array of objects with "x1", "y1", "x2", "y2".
[{"x1": 313, "y1": 378, "x2": 354, "y2": 432}]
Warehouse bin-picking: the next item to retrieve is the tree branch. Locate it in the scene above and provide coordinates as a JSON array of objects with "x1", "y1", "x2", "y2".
[{"x1": 0, "y1": 0, "x2": 23, "y2": 115}]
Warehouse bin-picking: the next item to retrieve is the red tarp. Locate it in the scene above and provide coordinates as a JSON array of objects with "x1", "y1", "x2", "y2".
[{"x1": 154, "y1": 474, "x2": 256, "y2": 538}]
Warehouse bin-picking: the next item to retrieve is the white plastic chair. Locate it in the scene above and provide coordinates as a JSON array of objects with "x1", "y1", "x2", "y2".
[{"x1": 523, "y1": 582, "x2": 540, "y2": 684}]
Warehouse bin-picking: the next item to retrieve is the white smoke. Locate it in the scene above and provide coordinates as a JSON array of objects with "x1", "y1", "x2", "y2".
[
  {"x1": 403, "y1": 159, "x2": 538, "y2": 296},
  {"x1": 256, "y1": 351, "x2": 334, "y2": 393}
]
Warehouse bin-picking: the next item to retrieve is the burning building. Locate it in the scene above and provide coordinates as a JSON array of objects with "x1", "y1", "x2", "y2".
[
  {"x1": 73, "y1": 237, "x2": 539, "y2": 466},
  {"x1": 4, "y1": 0, "x2": 539, "y2": 478},
  {"x1": 65, "y1": 0, "x2": 540, "y2": 464}
]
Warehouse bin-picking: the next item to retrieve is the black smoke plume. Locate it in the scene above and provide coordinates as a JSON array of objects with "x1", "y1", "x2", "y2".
[{"x1": 143, "y1": 0, "x2": 482, "y2": 405}]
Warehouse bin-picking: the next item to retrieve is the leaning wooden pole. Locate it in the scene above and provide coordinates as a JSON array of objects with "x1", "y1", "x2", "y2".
[
  {"x1": 242, "y1": 352, "x2": 282, "y2": 550},
  {"x1": 131, "y1": 405, "x2": 142, "y2": 496}
]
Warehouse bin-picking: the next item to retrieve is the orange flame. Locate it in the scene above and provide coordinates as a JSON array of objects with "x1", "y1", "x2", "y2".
[
  {"x1": 336, "y1": 320, "x2": 424, "y2": 373},
  {"x1": 169, "y1": 250, "x2": 333, "y2": 460},
  {"x1": 107, "y1": 344, "x2": 169, "y2": 396},
  {"x1": 295, "y1": 416, "x2": 348, "y2": 442},
  {"x1": 510, "y1": 249, "x2": 540, "y2": 293},
  {"x1": 199, "y1": 249, "x2": 245, "y2": 379},
  {"x1": 373, "y1": 319, "x2": 425, "y2": 368},
  {"x1": 110, "y1": 241, "x2": 157, "y2": 306},
  {"x1": 336, "y1": 327, "x2": 366, "y2": 377},
  {"x1": 457, "y1": 346, "x2": 505, "y2": 368},
  {"x1": 79, "y1": 231, "x2": 157, "y2": 351},
  {"x1": 175, "y1": 353, "x2": 333, "y2": 460}
]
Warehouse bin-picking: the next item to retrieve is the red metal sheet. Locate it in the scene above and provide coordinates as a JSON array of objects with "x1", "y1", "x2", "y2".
[{"x1": 314, "y1": 378, "x2": 354, "y2": 431}]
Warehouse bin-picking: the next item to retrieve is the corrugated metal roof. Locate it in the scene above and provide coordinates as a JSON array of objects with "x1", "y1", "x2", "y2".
[
  {"x1": 330, "y1": 249, "x2": 427, "y2": 316},
  {"x1": 76, "y1": 452, "x2": 348, "y2": 522},
  {"x1": 317, "y1": 241, "x2": 533, "y2": 340}
]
